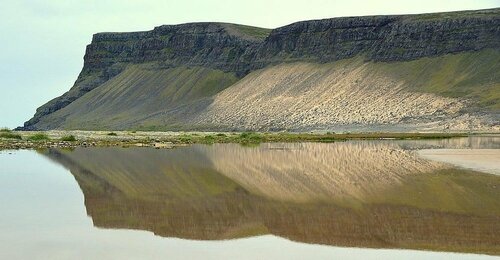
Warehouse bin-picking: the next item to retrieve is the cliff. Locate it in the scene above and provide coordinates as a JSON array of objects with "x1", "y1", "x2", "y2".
[
  {"x1": 23, "y1": 23, "x2": 269, "y2": 128},
  {"x1": 22, "y1": 8, "x2": 500, "y2": 131}
]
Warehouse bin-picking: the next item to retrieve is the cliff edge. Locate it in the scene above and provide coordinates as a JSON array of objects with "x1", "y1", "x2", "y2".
[{"x1": 21, "y1": 8, "x2": 500, "y2": 131}]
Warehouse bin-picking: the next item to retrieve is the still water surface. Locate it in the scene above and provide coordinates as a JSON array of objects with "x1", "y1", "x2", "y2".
[{"x1": 1, "y1": 137, "x2": 499, "y2": 259}]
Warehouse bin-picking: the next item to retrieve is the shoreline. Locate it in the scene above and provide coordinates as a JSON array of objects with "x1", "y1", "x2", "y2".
[
  {"x1": 418, "y1": 149, "x2": 500, "y2": 175},
  {"x1": 0, "y1": 130, "x2": 486, "y2": 151}
]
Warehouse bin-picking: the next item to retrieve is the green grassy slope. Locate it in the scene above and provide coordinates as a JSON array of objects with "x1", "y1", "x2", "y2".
[
  {"x1": 407, "y1": 7, "x2": 499, "y2": 21},
  {"x1": 35, "y1": 64, "x2": 239, "y2": 130},
  {"x1": 380, "y1": 49, "x2": 500, "y2": 110},
  {"x1": 223, "y1": 23, "x2": 272, "y2": 41}
]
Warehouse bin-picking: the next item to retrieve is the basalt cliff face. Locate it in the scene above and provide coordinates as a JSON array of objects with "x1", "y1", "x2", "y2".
[{"x1": 23, "y1": 8, "x2": 500, "y2": 131}]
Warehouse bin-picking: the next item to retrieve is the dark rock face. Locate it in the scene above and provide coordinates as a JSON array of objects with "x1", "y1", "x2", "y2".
[
  {"x1": 84, "y1": 23, "x2": 262, "y2": 74},
  {"x1": 255, "y1": 10, "x2": 500, "y2": 63},
  {"x1": 22, "y1": 8, "x2": 500, "y2": 130}
]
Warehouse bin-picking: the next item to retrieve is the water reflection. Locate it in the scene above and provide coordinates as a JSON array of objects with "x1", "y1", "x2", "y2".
[{"x1": 43, "y1": 139, "x2": 500, "y2": 255}]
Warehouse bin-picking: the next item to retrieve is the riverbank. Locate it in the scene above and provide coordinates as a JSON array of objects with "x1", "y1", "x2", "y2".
[
  {"x1": 0, "y1": 129, "x2": 480, "y2": 150},
  {"x1": 418, "y1": 149, "x2": 500, "y2": 175}
]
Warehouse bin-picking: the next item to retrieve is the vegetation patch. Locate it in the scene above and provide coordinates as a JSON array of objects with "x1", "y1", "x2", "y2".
[
  {"x1": 380, "y1": 49, "x2": 500, "y2": 110},
  {"x1": 28, "y1": 133, "x2": 50, "y2": 141},
  {"x1": 177, "y1": 134, "x2": 194, "y2": 143},
  {"x1": 0, "y1": 131, "x2": 22, "y2": 140},
  {"x1": 204, "y1": 135, "x2": 215, "y2": 144},
  {"x1": 238, "y1": 132, "x2": 263, "y2": 143},
  {"x1": 61, "y1": 135, "x2": 77, "y2": 141},
  {"x1": 0, "y1": 130, "x2": 474, "y2": 151},
  {"x1": 227, "y1": 24, "x2": 272, "y2": 40}
]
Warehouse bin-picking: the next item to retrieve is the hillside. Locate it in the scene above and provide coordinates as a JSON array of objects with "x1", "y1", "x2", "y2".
[{"x1": 21, "y1": 8, "x2": 500, "y2": 131}]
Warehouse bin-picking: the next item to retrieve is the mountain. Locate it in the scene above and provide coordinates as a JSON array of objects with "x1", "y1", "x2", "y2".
[{"x1": 21, "y1": 8, "x2": 500, "y2": 131}]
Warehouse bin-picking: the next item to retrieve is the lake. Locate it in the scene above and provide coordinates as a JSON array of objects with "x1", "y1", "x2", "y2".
[{"x1": 1, "y1": 137, "x2": 499, "y2": 259}]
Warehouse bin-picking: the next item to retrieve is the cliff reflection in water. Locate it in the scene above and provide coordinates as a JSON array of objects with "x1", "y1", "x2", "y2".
[{"x1": 43, "y1": 139, "x2": 500, "y2": 255}]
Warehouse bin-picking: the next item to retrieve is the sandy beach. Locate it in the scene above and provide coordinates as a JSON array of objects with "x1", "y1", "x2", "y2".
[{"x1": 418, "y1": 149, "x2": 500, "y2": 175}]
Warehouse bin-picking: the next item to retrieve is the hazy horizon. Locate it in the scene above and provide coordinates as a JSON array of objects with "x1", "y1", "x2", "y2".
[{"x1": 1, "y1": 0, "x2": 499, "y2": 128}]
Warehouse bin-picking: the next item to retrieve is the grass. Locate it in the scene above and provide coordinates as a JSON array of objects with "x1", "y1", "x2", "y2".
[
  {"x1": 0, "y1": 130, "x2": 475, "y2": 150},
  {"x1": 28, "y1": 133, "x2": 50, "y2": 141},
  {"x1": 0, "y1": 132, "x2": 22, "y2": 140},
  {"x1": 408, "y1": 8, "x2": 499, "y2": 22},
  {"x1": 151, "y1": 132, "x2": 466, "y2": 145},
  {"x1": 61, "y1": 135, "x2": 77, "y2": 141},
  {"x1": 179, "y1": 134, "x2": 193, "y2": 143},
  {"x1": 379, "y1": 49, "x2": 500, "y2": 110},
  {"x1": 204, "y1": 135, "x2": 215, "y2": 144},
  {"x1": 45, "y1": 65, "x2": 240, "y2": 130},
  {"x1": 228, "y1": 24, "x2": 272, "y2": 40},
  {"x1": 239, "y1": 132, "x2": 263, "y2": 143}
]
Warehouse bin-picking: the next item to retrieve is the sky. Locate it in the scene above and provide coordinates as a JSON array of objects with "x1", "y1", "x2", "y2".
[{"x1": 1, "y1": 0, "x2": 499, "y2": 128}]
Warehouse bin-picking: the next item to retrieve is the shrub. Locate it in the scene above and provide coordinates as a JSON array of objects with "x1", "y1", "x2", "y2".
[
  {"x1": 61, "y1": 135, "x2": 76, "y2": 141},
  {"x1": 107, "y1": 132, "x2": 118, "y2": 136},
  {"x1": 179, "y1": 137, "x2": 191, "y2": 143},
  {"x1": 0, "y1": 132, "x2": 22, "y2": 139},
  {"x1": 28, "y1": 133, "x2": 49, "y2": 141},
  {"x1": 239, "y1": 132, "x2": 263, "y2": 143},
  {"x1": 178, "y1": 134, "x2": 193, "y2": 143},
  {"x1": 216, "y1": 133, "x2": 227, "y2": 137},
  {"x1": 239, "y1": 132, "x2": 250, "y2": 138}
]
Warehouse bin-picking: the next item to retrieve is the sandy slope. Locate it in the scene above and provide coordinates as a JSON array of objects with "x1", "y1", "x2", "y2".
[{"x1": 194, "y1": 59, "x2": 496, "y2": 131}]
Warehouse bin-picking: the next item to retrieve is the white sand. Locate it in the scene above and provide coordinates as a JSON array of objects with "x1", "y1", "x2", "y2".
[{"x1": 418, "y1": 149, "x2": 500, "y2": 175}]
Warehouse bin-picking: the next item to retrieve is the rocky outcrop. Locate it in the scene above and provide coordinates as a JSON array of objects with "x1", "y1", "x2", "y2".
[
  {"x1": 255, "y1": 9, "x2": 500, "y2": 63},
  {"x1": 84, "y1": 23, "x2": 267, "y2": 74},
  {"x1": 21, "y1": 8, "x2": 500, "y2": 130}
]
